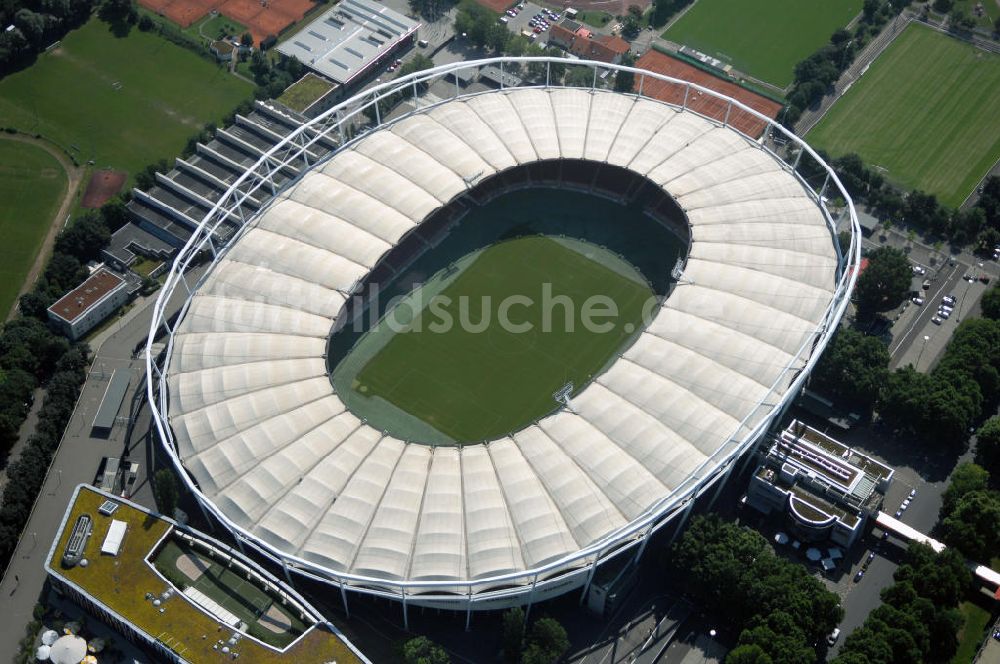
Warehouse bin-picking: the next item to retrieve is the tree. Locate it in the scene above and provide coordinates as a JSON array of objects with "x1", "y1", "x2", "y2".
[
  {"x1": 726, "y1": 644, "x2": 773, "y2": 664},
  {"x1": 614, "y1": 51, "x2": 635, "y2": 92},
  {"x1": 153, "y1": 468, "x2": 179, "y2": 517},
  {"x1": 981, "y1": 284, "x2": 1000, "y2": 320},
  {"x1": 402, "y1": 636, "x2": 450, "y2": 664},
  {"x1": 97, "y1": 0, "x2": 137, "y2": 26},
  {"x1": 939, "y1": 489, "x2": 1000, "y2": 561},
  {"x1": 877, "y1": 365, "x2": 978, "y2": 445},
  {"x1": 894, "y1": 544, "x2": 971, "y2": 608},
  {"x1": 522, "y1": 618, "x2": 568, "y2": 664},
  {"x1": 621, "y1": 13, "x2": 641, "y2": 39},
  {"x1": 811, "y1": 327, "x2": 889, "y2": 412},
  {"x1": 949, "y1": 7, "x2": 976, "y2": 30},
  {"x1": 941, "y1": 462, "x2": 989, "y2": 514},
  {"x1": 240, "y1": 32, "x2": 253, "y2": 47},
  {"x1": 855, "y1": 247, "x2": 912, "y2": 314},
  {"x1": 502, "y1": 607, "x2": 525, "y2": 664},
  {"x1": 932, "y1": 0, "x2": 954, "y2": 12},
  {"x1": 975, "y1": 416, "x2": 1000, "y2": 479}
]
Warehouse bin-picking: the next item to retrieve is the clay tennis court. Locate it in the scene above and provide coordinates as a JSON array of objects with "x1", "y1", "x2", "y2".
[
  {"x1": 81, "y1": 169, "x2": 127, "y2": 209},
  {"x1": 633, "y1": 50, "x2": 782, "y2": 139},
  {"x1": 140, "y1": 0, "x2": 316, "y2": 44}
]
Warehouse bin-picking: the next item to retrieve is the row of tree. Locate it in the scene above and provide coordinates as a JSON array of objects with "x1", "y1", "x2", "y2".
[
  {"x1": 832, "y1": 149, "x2": 1000, "y2": 251},
  {"x1": 936, "y1": 460, "x2": 1000, "y2": 563},
  {"x1": 783, "y1": 0, "x2": 911, "y2": 127},
  {"x1": 668, "y1": 515, "x2": 842, "y2": 664},
  {"x1": 400, "y1": 611, "x2": 569, "y2": 664},
  {"x1": 880, "y1": 316, "x2": 1000, "y2": 445},
  {"x1": 0, "y1": 0, "x2": 95, "y2": 78},
  {"x1": 833, "y1": 543, "x2": 971, "y2": 663},
  {"x1": 0, "y1": 342, "x2": 89, "y2": 570}
]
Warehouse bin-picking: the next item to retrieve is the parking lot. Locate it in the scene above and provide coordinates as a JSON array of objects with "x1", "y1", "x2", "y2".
[{"x1": 501, "y1": 2, "x2": 561, "y2": 45}]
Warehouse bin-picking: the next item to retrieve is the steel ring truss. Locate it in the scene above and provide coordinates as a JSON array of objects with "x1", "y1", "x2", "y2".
[{"x1": 146, "y1": 56, "x2": 860, "y2": 619}]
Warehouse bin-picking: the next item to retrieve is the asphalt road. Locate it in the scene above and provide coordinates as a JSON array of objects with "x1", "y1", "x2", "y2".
[{"x1": 0, "y1": 265, "x2": 203, "y2": 657}]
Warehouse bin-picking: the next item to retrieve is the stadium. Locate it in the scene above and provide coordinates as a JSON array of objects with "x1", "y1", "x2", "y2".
[{"x1": 146, "y1": 57, "x2": 860, "y2": 622}]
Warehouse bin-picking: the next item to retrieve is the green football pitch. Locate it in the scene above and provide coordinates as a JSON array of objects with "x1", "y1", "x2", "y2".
[
  {"x1": 808, "y1": 23, "x2": 1000, "y2": 208},
  {"x1": 0, "y1": 140, "x2": 68, "y2": 317},
  {"x1": 663, "y1": 0, "x2": 863, "y2": 88},
  {"x1": 341, "y1": 236, "x2": 656, "y2": 443},
  {"x1": 0, "y1": 18, "x2": 252, "y2": 182}
]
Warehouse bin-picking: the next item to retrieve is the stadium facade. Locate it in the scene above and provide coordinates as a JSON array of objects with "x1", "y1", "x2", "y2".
[{"x1": 147, "y1": 58, "x2": 860, "y2": 623}]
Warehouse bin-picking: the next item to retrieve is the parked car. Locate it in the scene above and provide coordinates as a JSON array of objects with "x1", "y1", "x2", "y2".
[
  {"x1": 854, "y1": 569, "x2": 864, "y2": 582},
  {"x1": 827, "y1": 628, "x2": 841, "y2": 645},
  {"x1": 912, "y1": 265, "x2": 926, "y2": 275},
  {"x1": 867, "y1": 551, "x2": 876, "y2": 563},
  {"x1": 912, "y1": 297, "x2": 924, "y2": 305},
  {"x1": 901, "y1": 499, "x2": 910, "y2": 510},
  {"x1": 909, "y1": 488, "x2": 917, "y2": 499},
  {"x1": 894, "y1": 509, "x2": 903, "y2": 518},
  {"x1": 938, "y1": 309, "x2": 951, "y2": 319},
  {"x1": 931, "y1": 316, "x2": 942, "y2": 325},
  {"x1": 922, "y1": 279, "x2": 931, "y2": 290}
]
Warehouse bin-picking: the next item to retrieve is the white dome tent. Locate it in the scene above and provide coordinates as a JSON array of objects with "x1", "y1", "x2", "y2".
[{"x1": 147, "y1": 57, "x2": 860, "y2": 625}]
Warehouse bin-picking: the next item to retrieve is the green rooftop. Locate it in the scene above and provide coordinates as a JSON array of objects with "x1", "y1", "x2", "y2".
[{"x1": 48, "y1": 486, "x2": 364, "y2": 664}]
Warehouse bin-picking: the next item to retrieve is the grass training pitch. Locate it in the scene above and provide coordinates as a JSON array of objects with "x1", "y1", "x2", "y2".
[
  {"x1": 343, "y1": 236, "x2": 656, "y2": 443},
  {"x1": 662, "y1": 0, "x2": 863, "y2": 88},
  {"x1": 808, "y1": 24, "x2": 1000, "y2": 207},
  {"x1": 0, "y1": 19, "x2": 252, "y2": 183},
  {"x1": 0, "y1": 140, "x2": 68, "y2": 317}
]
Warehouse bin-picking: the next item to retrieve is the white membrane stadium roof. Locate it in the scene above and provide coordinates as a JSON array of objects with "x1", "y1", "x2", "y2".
[{"x1": 167, "y1": 88, "x2": 838, "y2": 589}]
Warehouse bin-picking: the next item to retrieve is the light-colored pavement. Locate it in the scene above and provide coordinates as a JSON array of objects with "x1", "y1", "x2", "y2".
[{"x1": 0, "y1": 265, "x2": 203, "y2": 657}]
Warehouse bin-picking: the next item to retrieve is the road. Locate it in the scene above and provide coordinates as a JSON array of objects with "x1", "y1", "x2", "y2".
[{"x1": 0, "y1": 265, "x2": 202, "y2": 657}]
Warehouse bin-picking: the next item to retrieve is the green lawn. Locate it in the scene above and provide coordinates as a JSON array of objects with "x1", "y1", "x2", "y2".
[
  {"x1": 808, "y1": 23, "x2": 1000, "y2": 207},
  {"x1": 0, "y1": 139, "x2": 68, "y2": 316},
  {"x1": 278, "y1": 73, "x2": 334, "y2": 113},
  {"x1": 0, "y1": 18, "x2": 252, "y2": 182},
  {"x1": 347, "y1": 236, "x2": 655, "y2": 443},
  {"x1": 952, "y1": 599, "x2": 992, "y2": 663},
  {"x1": 185, "y1": 12, "x2": 247, "y2": 41},
  {"x1": 576, "y1": 10, "x2": 613, "y2": 28},
  {"x1": 662, "y1": 0, "x2": 863, "y2": 87},
  {"x1": 153, "y1": 538, "x2": 307, "y2": 649}
]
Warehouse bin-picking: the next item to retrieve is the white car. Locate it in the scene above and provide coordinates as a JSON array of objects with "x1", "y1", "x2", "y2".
[
  {"x1": 931, "y1": 316, "x2": 942, "y2": 325},
  {"x1": 912, "y1": 297, "x2": 924, "y2": 305},
  {"x1": 827, "y1": 628, "x2": 841, "y2": 645},
  {"x1": 912, "y1": 265, "x2": 926, "y2": 275},
  {"x1": 901, "y1": 500, "x2": 910, "y2": 511},
  {"x1": 909, "y1": 489, "x2": 917, "y2": 499},
  {"x1": 938, "y1": 309, "x2": 951, "y2": 319}
]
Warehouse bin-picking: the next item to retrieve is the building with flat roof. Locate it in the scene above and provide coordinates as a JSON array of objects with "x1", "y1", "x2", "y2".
[
  {"x1": 47, "y1": 268, "x2": 129, "y2": 340},
  {"x1": 747, "y1": 420, "x2": 893, "y2": 548},
  {"x1": 47, "y1": 485, "x2": 369, "y2": 664},
  {"x1": 277, "y1": 0, "x2": 419, "y2": 89}
]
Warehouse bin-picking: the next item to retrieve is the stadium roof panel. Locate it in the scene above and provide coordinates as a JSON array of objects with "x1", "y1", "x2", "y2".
[
  {"x1": 276, "y1": 0, "x2": 420, "y2": 86},
  {"x1": 163, "y1": 87, "x2": 841, "y2": 597}
]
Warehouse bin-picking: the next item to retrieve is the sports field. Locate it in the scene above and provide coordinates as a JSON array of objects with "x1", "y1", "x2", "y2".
[
  {"x1": 663, "y1": 0, "x2": 863, "y2": 88},
  {"x1": 0, "y1": 19, "x2": 252, "y2": 182},
  {"x1": 345, "y1": 236, "x2": 655, "y2": 443},
  {"x1": 808, "y1": 24, "x2": 1000, "y2": 207},
  {"x1": 0, "y1": 140, "x2": 68, "y2": 316}
]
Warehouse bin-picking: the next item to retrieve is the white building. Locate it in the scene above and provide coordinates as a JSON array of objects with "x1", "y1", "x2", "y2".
[
  {"x1": 47, "y1": 268, "x2": 129, "y2": 340},
  {"x1": 277, "y1": 0, "x2": 419, "y2": 90}
]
